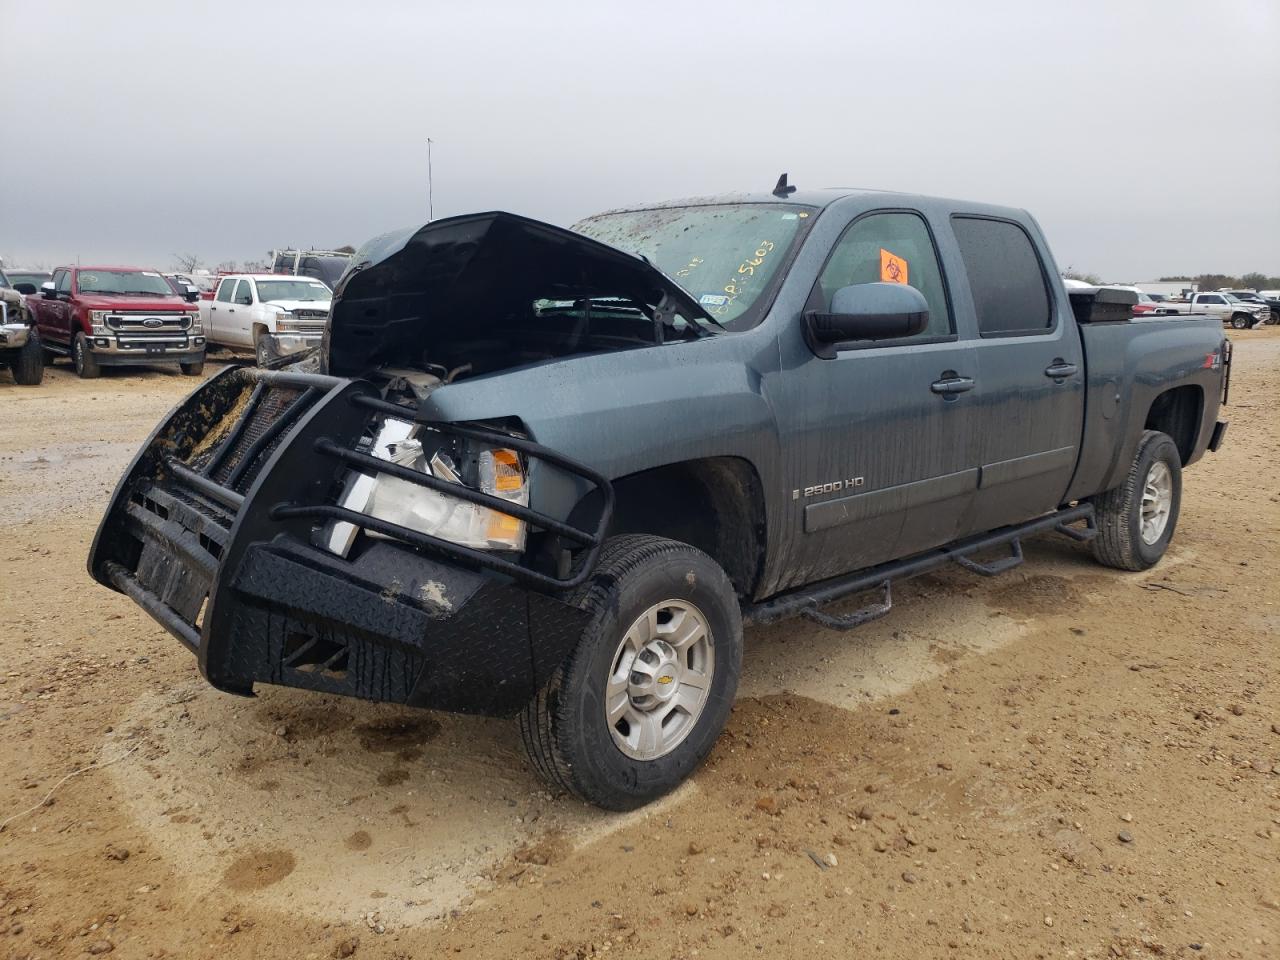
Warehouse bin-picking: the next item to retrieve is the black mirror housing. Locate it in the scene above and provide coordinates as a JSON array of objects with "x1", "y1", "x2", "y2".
[
  {"x1": 13, "y1": 282, "x2": 37, "y2": 295},
  {"x1": 40, "y1": 281, "x2": 57, "y2": 299},
  {"x1": 183, "y1": 285, "x2": 200, "y2": 302},
  {"x1": 805, "y1": 282, "x2": 930, "y2": 357}
]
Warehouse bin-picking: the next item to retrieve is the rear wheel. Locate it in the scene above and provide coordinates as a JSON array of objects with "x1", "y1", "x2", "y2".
[
  {"x1": 1230, "y1": 313, "x2": 1251, "y2": 330},
  {"x1": 73, "y1": 332, "x2": 102, "y2": 379},
  {"x1": 1091, "y1": 430, "x2": 1182, "y2": 571},
  {"x1": 10, "y1": 332, "x2": 44, "y2": 385},
  {"x1": 520, "y1": 535, "x2": 743, "y2": 810}
]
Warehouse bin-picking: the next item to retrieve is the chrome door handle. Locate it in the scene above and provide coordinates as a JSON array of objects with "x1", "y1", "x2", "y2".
[
  {"x1": 1045, "y1": 361, "x2": 1078, "y2": 379},
  {"x1": 930, "y1": 376, "x2": 975, "y2": 395}
]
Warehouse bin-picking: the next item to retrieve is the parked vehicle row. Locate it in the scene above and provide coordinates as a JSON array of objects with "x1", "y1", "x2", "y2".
[{"x1": 91, "y1": 186, "x2": 1230, "y2": 810}]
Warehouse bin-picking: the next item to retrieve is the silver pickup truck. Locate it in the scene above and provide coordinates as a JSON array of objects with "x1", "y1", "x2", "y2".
[{"x1": 1155, "y1": 291, "x2": 1270, "y2": 329}]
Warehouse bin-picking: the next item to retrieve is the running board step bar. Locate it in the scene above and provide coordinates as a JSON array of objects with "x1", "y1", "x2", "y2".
[
  {"x1": 952, "y1": 539, "x2": 1024, "y2": 577},
  {"x1": 743, "y1": 503, "x2": 1096, "y2": 629},
  {"x1": 801, "y1": 580, "x2": 892, "y2": 631}
]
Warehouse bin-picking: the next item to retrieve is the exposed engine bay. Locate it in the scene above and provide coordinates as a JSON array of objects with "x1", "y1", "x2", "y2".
[{"x1": 323, "y1": 211, "x2": 719, "y2": 381}]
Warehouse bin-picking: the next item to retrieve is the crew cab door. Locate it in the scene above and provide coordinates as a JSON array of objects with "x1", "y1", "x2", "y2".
[
  {"x1": 772, "y1": 209, "x2": 982, "y2": 590},
  {"x1": 39, "y1": 269, "x2": 74, "y2": 346},
  {"x1": 1193, "y1": 294, "x2": 1228, "y2": 320},
  {"x1": 208, "y1": 278, "x2": 239, "y2": 346},
  {"x1": 949, "y1": 216, "x2": 1084, "y2": 533},
  {"x1": 233, "y1": 279, "x2": 259, "y2": 346}
]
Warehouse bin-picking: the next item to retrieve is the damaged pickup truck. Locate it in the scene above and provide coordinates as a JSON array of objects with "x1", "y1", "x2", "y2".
[{"x1": 89, "y1": 186, "x2": 1230, "y2": 809}]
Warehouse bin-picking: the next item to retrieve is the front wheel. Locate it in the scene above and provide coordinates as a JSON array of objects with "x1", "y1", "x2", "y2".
[
  {"x1": 10, "y1": 332, "x2": 44, "y2": 385},
  {"x1": 254, "y1": 332, "x2": 271, "y2": 367},
  {"x1": 180, "y1": 360, "x2": 204, "y2": 376},
  {"x1": 1230, "y1": 313, "x2": 1251, "y2": 330},
  {"x1": 520, "y1": 535, "x2": 743, "y2": 810},
  {"x1": 1091, "y1": 430, "x2": 1182, "y2": 571},
  {"x1": 73, "y1": 332, "x2": 102, "y2": 379}
]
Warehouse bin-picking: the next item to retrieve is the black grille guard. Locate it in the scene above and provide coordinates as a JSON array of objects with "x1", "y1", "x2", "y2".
[
  {"x1": 269, "y1": 392, "x2": 614, "y2": 590},
  {"x1": 90, "y1": 365, "x2": 615, "y2": 655},
  {"x1": 168, "y1": 369, "x2": 612, "y2": 591}
]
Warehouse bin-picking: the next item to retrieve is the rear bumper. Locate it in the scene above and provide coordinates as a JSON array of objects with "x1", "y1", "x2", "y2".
[{"x1": 88, "y1": 366, "x2": 607, "y2": 715}]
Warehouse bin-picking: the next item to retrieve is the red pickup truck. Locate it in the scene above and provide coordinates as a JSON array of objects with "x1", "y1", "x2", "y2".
[{"x1": 29, "y1": 266, "x2": 207, "y2": 378}]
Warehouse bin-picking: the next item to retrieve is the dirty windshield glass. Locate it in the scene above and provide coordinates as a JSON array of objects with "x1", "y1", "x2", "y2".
[
  {"x1": 573, "y1": 204, "x2": 814, "y2": 328},
  {"x1": 256, "y1": 279, "x2": 332, "y2": 302},
  {"x1": 76, "y1": 270, "x2": 175, "y2": 296}
]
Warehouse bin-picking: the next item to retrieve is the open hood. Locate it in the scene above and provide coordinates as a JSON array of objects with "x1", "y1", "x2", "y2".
[{"x1": 325, "y1": 211, "x2": 715, "y2": 376}]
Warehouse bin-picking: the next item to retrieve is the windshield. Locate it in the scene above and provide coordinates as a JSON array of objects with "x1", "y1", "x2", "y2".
[
  {"x1": 77, "y1": 270, "x2": 175, "y2": 296},
  {"x1": 573, "y1": 203, "x2": 815, "y2": 328},
  {"x1": 1222, "y1": 294, "x2": 1240, "y2": 303},
  {"x1": 301, "y1": 257, "x2": 349, "y2": 288},
  {"x1": 8, "y1": 272, "x2": 51, "y2": 288},
  {"x1": 256, "y1": 279, "x2": 332, "y2": 302}
]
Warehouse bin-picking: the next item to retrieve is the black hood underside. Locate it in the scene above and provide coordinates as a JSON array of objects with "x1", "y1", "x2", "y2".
[{"x1": 325, "y1": 212, "x2": 714, "y2": 377}]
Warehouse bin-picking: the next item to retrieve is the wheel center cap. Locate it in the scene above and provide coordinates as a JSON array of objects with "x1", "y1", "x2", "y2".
[{"x1": 628, "y1": 639, "x2": 681, "y2": 709}]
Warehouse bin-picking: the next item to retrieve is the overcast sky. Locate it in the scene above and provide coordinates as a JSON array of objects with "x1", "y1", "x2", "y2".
[{"x1": 2, "y1": 0, "x2": 1276, "y2": 281}]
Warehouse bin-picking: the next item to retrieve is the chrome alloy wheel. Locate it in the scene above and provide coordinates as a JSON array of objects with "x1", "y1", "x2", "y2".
[
  {"x1": 605, "y1": 600, "x2": 715, "y2": 761},
  {"x1": 1140, "y1": 460, "x2": 1173, "y2": 544}
]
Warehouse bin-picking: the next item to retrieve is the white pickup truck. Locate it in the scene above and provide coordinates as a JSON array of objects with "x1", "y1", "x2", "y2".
[
  {"x1": 1154, "y1": 292, "x2": 1270, "y2": 329},
  {"x1": 201, "y1": 274, "x2": 332, "y2": 365}
]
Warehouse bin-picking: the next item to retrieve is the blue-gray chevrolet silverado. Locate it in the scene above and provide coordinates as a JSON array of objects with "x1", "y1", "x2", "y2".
[{"x1": 89, "y1": 183, "x2": 1230, "y2": 809}]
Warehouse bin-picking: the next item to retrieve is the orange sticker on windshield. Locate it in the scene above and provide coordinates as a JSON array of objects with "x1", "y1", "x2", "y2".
[{"x1": 880, "y1": 249, "x2": 909, "y2": 284}]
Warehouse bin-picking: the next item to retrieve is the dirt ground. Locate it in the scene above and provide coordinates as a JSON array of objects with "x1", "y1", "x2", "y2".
[{"x1": 1, "y1": 332, "x2": 1277, "y2": 960}]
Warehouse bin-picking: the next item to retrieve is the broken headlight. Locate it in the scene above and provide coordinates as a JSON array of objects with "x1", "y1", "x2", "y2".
[{"x1": 322, "y1": 418, "x2": 529, "y2": 558}]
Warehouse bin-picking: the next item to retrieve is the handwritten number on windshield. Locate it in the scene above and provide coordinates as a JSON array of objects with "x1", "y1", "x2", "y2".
[{"x1": 712, "y1": 241, "x2": 776, "y2": 315}]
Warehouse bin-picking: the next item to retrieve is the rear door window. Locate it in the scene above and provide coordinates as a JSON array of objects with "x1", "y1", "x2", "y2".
[
  {"x1": 815, "y1": 211, "x2": 953, "y2": 341},
  {"x1": 951, "y1": 217, "x2": 1053, "y2": 336}
]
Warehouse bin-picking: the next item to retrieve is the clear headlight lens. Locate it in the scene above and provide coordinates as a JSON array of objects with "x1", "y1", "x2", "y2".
[
  {"x1": 324, "y1": 419, "x2": 529, "y2": 556},
  {"x1": 366, "y1": 440, "x2": 528, "y2": 551},
  {"x1": 89, "y1": 310, "x2": 109, "y2": 334}
]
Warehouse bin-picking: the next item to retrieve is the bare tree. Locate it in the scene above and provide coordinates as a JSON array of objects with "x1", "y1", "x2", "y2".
[
  {"x1": 173, "y1": 252, "x2": 204, "y2": 273},
  {"x1": 1062, "y1": 266, "x2": 1102, "y2": 285}
]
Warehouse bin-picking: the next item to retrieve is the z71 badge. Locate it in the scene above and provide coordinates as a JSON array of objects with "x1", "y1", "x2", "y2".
[{"x1": 793, "y1": 476, "x2": 864, "y2": 500}]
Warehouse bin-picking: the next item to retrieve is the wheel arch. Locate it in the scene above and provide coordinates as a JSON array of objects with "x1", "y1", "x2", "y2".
[
  {"x1": 572, "y1": 456, "x2": 767, "y2": 599},
  {"x1": 1144, "y1": 384, "x2": 1203, "y2": 465}
]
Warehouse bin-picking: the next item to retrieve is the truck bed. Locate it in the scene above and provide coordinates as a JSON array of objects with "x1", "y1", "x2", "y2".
[{"x1": 1067, "y1": 314, "x2": 1226, "y2": 502}]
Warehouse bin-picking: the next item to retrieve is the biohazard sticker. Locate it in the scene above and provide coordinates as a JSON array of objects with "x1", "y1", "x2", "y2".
[{"x1": 880, "y1": 248, "x2": 909, "y2": 284}]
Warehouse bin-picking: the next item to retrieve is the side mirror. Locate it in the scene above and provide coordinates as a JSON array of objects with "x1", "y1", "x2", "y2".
[
  {"x1": 805, "y1": 282, "x2": 930, "y2": 357},
  {"x1": 13, "y1": 282, "x2": 37, "y2": 295},
  {"x1": 41, "y1": 281, "x2": 57, "y2": 299},
  {"x1": 182, "y1": 285, "x2": 200, "y2": 302}
]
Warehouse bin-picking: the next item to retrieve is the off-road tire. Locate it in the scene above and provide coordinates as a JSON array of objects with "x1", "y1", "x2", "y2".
[
  {"x1": 180, "y1": 360, "x2": 204, "y2": 376},
  {"x1": 1230, "y1": 313, "x2": 1251, "y2": 330},
  {"x1": 519, "y1": 535, "x2": 743, "y2": 811},
  {"x1": 73, "y1": 333, "x2": 102, "y2": 379},
  {"x1": 1091, "y1": 430, "x2": 1182, "y2": 571},
  {"x1": 10, "y1": 332, "x2": 44, "y2": 385}
]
